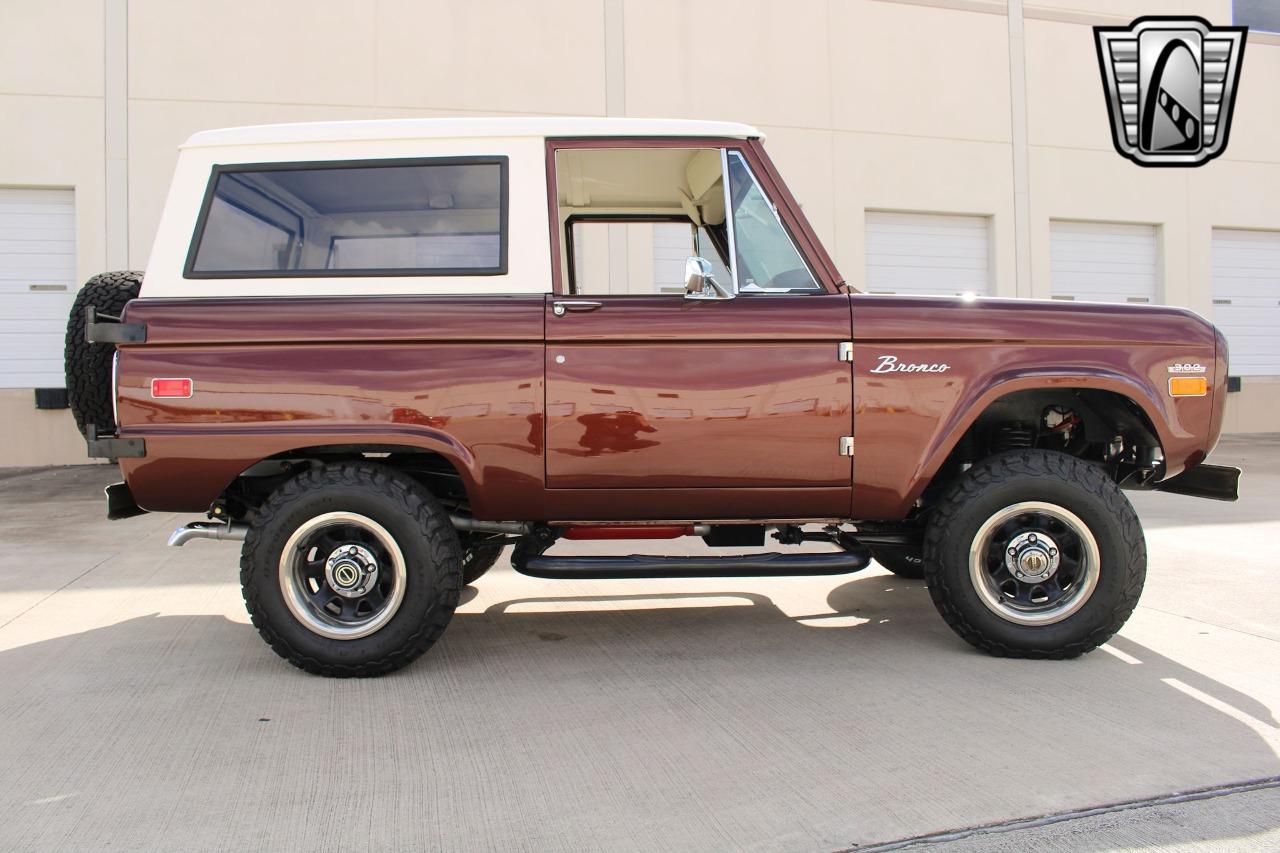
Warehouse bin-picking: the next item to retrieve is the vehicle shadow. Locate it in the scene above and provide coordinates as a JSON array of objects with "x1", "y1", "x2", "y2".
[{"x1": 0, "y1": 574, "x2": 1275, "y2": 851}]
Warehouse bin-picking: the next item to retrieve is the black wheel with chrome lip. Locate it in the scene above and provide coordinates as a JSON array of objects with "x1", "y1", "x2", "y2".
[
  {"x1": 923, "y1": 450, "x2": 1145, "y2": 659},
  {"x1": 968, "y1": 501, "x2": 1100, "y2": 626},
  {"x1": 241, "y1": 463, "x2": 462, "y2": 677},
  {"x1": 280, "y1": 512, "x2": 407, "y2": 639}
]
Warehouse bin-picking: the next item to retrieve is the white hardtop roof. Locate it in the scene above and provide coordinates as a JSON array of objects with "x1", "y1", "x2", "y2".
[{"x1": 182, "y1": 117, "x2": 763, "y2": 149}]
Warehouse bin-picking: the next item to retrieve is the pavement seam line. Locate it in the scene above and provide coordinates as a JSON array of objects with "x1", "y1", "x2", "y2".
[
  {"x1": 0, "y1": 554, "x2": 116, "y2": 632},
  {"x1": 841, "y1": 775, "x2": 1280, "y2": 852},
  {"x1": 1136, "y1": 603, "x2": 1280, "y2": 645}
]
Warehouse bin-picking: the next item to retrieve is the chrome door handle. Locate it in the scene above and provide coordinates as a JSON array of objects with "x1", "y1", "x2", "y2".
[{"x1": 552, "y1": 300, "x2": 603, "y2": 316}]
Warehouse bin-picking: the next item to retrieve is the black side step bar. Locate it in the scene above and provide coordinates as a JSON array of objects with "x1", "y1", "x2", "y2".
[{"x1": 519, "y1": 549, "x2": 871, "y2": 580}]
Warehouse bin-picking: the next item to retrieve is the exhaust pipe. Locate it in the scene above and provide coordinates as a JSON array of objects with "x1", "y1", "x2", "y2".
[
  {"x1": 449, "y1": 516, "x2": 531, "y2": 535},
  {"x1": 167, "y1": 521, "x2": 250, "y2": 547},
  {"x1": 169, "y1": 516, "x2": 526, "y2": 547}
]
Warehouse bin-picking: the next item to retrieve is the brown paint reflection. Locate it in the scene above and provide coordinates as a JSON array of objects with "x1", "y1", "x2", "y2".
[{"x1": 564, "y1": 411, "x2": 659, "y2": 457}]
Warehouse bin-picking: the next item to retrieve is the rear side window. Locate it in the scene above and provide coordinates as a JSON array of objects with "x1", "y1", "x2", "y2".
[{"x1": 185, "y1": 157, "x2": 508, "y2": 277}]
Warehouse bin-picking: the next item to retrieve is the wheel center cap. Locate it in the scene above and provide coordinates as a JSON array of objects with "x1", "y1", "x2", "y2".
[
  {"x1": 1005, "y1": 531, "x2": 1060, "y2": 583},
  {"x1": 325, "y1": 544, "x2": 379, "y2": 598}
]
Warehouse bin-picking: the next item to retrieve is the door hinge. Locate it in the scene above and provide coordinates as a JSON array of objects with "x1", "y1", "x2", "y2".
[
  {"x1": 837, "y1": 341, "x2": 854, "y2": 363},
  {"x1": 839, "y1": 436, "x2": 855, "y2": 457}
]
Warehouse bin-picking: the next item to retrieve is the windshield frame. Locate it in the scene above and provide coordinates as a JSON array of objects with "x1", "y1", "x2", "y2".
[
  {"x1": 543, "y1": 136, "x2": 846, "y2": 296},
  {"x1": 724, "y1": 149, "x2": 822, "y2": 295}
]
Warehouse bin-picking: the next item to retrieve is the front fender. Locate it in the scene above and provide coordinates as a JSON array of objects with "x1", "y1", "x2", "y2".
[{"x1": 851, "y1": 344, "x2": 1211, "y2": 520}]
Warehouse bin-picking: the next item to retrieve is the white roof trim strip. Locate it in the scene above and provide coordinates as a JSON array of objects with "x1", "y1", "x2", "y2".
[{"x1": 184, "y1": 117, "x2": 763, "y2": 150}]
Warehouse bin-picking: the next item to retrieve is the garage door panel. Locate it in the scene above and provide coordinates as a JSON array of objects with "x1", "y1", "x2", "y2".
[
  {"x1": 865, "y1": 212, "x2": 991, "y2": 296},
  {"x1": 1052, "y1": 268, "x2": 1156, "y2": 280},
  {"x1": 866, "y1": 265, "x2": 989, "y2": 281},
  {"x1": 867, "y1": 248, "x2": 988, "y2": 262},
  {"x1": 1053, "y1": 255, "x2": 1159, "y2": 268},
  {"x1": 1051, "y1": 244, "x2": 1155, "y2": 259},
  {"x1": 866, "y1": 232, "x2": 989, "y2": 248},
  {"x1": 0, "y1": 188, "x2": 76, "y2": 389},
  {"x1": 0, "y1": 251, "x2": 78, "y2": 273},
  {"x1": 1211, "y1": 232, "x2": 1280, "y2": 376},
  {"x1": 866, "y1": 277, "x2": 989, "y2": 293},
  {"x1": 0, "y1": 316, "x2": 73, "y2": 336},
  {"x1": 867, "y1": 254, "x2": 987, "y2": 269},
  {"x1": 1051, "y1": 221, "x2": 1157, "y2": 305},
  {"x1": 0, "y1": 292, "x2": 77, "y2": 320}
]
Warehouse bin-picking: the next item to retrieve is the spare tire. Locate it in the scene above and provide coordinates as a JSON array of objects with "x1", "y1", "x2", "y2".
[{"x1": 64, "y1": 271, "x2": 143, "y2": 437}]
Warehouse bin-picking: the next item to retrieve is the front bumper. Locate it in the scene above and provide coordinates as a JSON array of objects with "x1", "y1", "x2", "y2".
[{"x1": 1152, "y1": 463, "x2": 1241, "y2": 502}]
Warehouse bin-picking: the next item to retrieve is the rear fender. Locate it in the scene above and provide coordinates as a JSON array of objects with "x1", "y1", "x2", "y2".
[{"x1": 119, "y1": 428, "x2": 542, "y2": 519}]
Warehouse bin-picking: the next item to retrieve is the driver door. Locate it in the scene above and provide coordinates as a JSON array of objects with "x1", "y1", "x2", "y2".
[{"x1": 543, "y1": 142, "x2": 852, "y2": 520}]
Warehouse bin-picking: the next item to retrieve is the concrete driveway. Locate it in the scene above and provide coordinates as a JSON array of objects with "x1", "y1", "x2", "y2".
[{"x1": 0, "y1": 437, "x2": 1277, "y2": 851}]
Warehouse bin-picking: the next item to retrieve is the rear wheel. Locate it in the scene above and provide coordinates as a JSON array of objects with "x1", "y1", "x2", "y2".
[
  {"x1": 240, "y1": 463, "x2": 462, "y2": 677},
  {"x1": 460, "y1": 535, "x2": 507, "y2": 585},
  {"x1": 923, "y1": 450, "x2": 1145, "y2": 658},
  {"x1": 63, "y1": 271, "x2": 142, "y2": 436},
  {"x1": 871, "y1": 545, "x2": 925, "y2": 579}
]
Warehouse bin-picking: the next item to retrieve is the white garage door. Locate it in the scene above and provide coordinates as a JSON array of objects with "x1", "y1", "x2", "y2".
[
  {"x1": 1212, "y1": 228, "x2": 1280, "y2": 376},
  {"x1": 652, "y1": 222, "x2": 694, "y2": 293},
  {"x1": 1050, "y1": 221, "x2": 1157, "y2": 304},
  {"x1": 0, "y1": 188, "x2": 76, "y2": 388},
  {"x1": 864, "y1": 212, "x2": 990, "y2": 296}
]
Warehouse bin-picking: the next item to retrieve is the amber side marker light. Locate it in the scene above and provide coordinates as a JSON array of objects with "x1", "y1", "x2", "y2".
[
  {"x1": 1169, "y1": 377, "x2": 1208, "y2": 397},
  {"x1": 151, "y1": 378, "x2": 194, "y2": 398}
]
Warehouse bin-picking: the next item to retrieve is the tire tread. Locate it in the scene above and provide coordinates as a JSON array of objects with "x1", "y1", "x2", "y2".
[
  {"x1": 240, "y1": 462, "x2": 461, "y2": 677},
  {"x1": 923, "y1": 450, "x2": 1146, "y2": 659},
  {"x1": 63, "y1": 271, "x2": 143, "y2": 436}
]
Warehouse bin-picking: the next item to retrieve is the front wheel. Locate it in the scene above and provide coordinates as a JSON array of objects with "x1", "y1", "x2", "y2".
[
  {"x1": 923, "y1": 450, "x2": 1146, "y2": 659},
  {"x1": 240, "y1": 463, "x2": 462, "y2": 677}
]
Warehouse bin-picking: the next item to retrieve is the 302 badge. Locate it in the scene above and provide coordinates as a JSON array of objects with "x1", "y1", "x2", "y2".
[{"x1": 1167, "y1": 362, "x2": 1208, "y2": 397}]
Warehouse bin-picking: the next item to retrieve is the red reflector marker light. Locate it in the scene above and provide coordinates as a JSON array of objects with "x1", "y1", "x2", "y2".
[{"x1": 151, "y1": 378, "x2": 193, "y2": 398}]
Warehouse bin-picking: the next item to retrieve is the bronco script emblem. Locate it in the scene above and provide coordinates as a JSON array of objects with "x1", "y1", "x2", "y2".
[
  {"x1": 869, "y1": 355, "x2": 950, "y2": 374},
  {"x1": 1094, "y1": 17, "x2": 1246, "y2": 167}
]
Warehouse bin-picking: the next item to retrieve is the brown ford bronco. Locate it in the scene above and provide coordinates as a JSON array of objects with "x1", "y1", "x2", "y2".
[{"x1": 65, "y1": 118, "x2": 1240, "y2": 677}]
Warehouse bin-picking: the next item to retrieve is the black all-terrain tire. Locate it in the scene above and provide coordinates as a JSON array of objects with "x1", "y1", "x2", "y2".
[
  {"x1": 64, "y1": 271, "x2": 143, "y2": 436},
  {"x1": 461, "y1": 539, "x2": 506, "y2": 585},
  {"x1": 240, "y1": 463, "x2": 463, "y2": 677},
  {"x1": 923, "y1": 450, "x2": 1146, "y2": 659},
  {"x1": 872, "y1": 545, "x2": 925, "y2": 579}
]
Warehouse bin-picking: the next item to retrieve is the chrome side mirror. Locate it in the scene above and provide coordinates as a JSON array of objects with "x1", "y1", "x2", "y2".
[{"x1": 683, "y1": 256, "x2": 733, "y2": 301}]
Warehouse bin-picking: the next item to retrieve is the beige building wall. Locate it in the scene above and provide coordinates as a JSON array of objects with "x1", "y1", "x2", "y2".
[
  {"x1": 1, "y1": 0, "x2": 1278, "y2": 468},
  {"x1": 0, "y1": 0, "x2": 109, "y2": 465}
]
